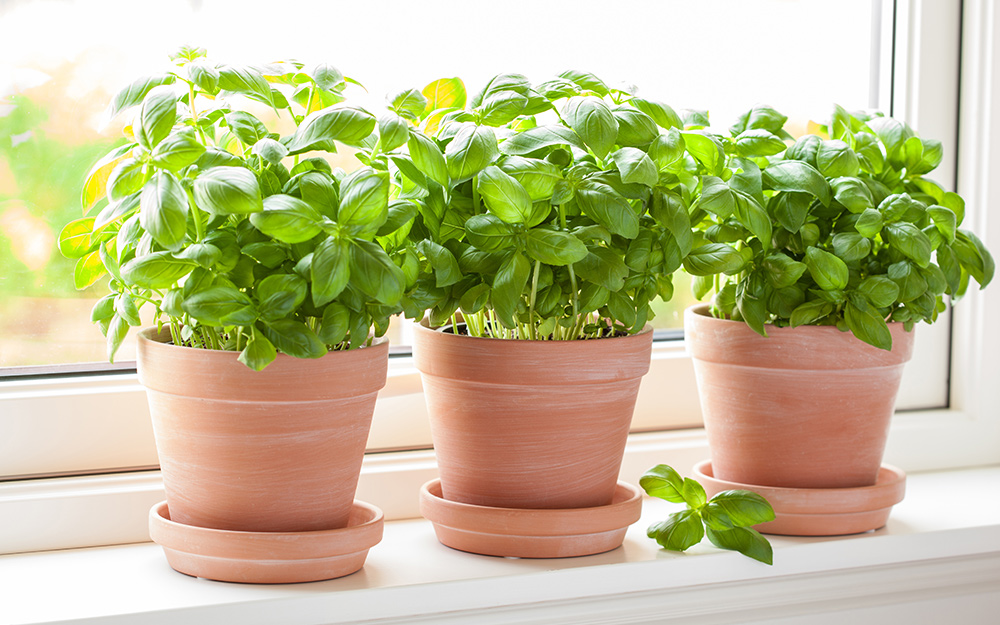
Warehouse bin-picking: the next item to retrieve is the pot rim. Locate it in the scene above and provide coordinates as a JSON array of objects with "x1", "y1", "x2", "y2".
[
  {"x1": 137, "y1": 326, "x2": 389, "y2": 354},
  {"x1": 685, "y1": 302, "x2": 912, "y2": 332},
  {"x1": 415, "y1": 317, "x2": 654, "y2": 342}
]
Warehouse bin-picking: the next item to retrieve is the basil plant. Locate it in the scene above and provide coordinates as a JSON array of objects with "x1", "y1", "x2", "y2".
[
  {"x1": 59, "y1": 48, "x2": 413, "y2": 370},
  {"x1": 389, "y1": 71, "x2": 698, "y2": 340},
  {"x1": 684, "y1": 104, "x2": 994, "y2": 350}
]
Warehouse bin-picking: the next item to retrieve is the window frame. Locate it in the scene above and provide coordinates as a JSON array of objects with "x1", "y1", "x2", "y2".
[{"x1": 3, "y1": 0, "x2": 999, "y2": 556}]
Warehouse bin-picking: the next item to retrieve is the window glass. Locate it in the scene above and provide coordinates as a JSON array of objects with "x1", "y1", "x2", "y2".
[{"x1": 0, "y1": 0, "x2": 877, "y2": 371}]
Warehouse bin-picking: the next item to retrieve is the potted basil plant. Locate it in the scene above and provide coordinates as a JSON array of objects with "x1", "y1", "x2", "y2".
[
  {"x1": 678, "y1": 104, "x2": 994, "y2": 535},
  {"x1": 391, "y1": 71, "x2": 698, "y2": 557},
  {"x1": 57, "y1": 47, "x2": 414, "y2": 582}
]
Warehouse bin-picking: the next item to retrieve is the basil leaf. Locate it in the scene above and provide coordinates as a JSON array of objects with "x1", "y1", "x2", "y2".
[
  {"x1": 139, "y1": 171, "x2": 188, "y2": 251},
  {"x1": 422, "y1": 77, "x2": 467, "y2": 112},
  {"x1": 845, "y1": 299, "x2": 892, "y2": 350},
  {"x1": 477, "y1": 165, "x2": 532, "y2": 224},
  {"x1": 500, "y1": 124, "x2": 586, "y2": 155},
  {"x1": 683, "y1": 243, "x2": 745, "y2": 276},
  {"x1": 630, "y1": 97, "x2": 682, "y2": 130},
  {"x1": 151, "y1": 129, "x2": 206, "y2": 171},
  {"x1": 762, "y1": 160, "x2": 831, "y2": 206},
  {"x1": 339, "y1": 168, "x2": 389, "y2": 235},
  {"x1": 57, "y1": 217, "x2": 97, "y2": 259},
  {"x1": 697, "y1": 176, "x2": 737, "y2": 219},
  {"x1": 261, "y1": 319, "x2": 327, "y2": 359},
  {"x1": 648, "y1": 510, "x2": 704, "y2": 552},
  {"x1": 318, "y1": 303, "x2": 351, "y2": 345},
  {"x1": 771, "y1": 192, "x2": 812, "y2": 233},
  {"x1": 639, "y1": 464, "x2": 686, "y2": 502},
  {"x1": 445, "y1": 124, "x2": 498, "y2": 183},
  {"x1": 855, "y1": 208, "x2": 884, "y2": 238},
  {"x1": 790, "y1": 299, "x2": 833, "y2": 327},
  {"x1": 830, "y1": 176, "x2": 874, "y2": 213},
  {"x1": 706, "y1": 526, "x2": 773, "y2": 565},
  {"x1": 647, "y1": 128, "x2": 686, "y2": 170},
  {"x1": 681, "y1": 131, "x2": 724, "y2": 174},
  {"x1": 612, "y1": 106, "x2": 658, "y2": 147},
  {"x1": 499, "y1": 156, "x2": 562, "y2": 202},
  {"x1": 708, "y1": 490, "x2": 776, "y2": 526},
  {"x1": 135, "y1": 86, "x2": 177, "y2": 151},
  {"x1": 194, "y1": 167, "x2": 263, "y2": 215},
  {"x1": 120, "y1": 251, "x2": 195, "y2": 288},
  {"x1": 238, "y1": 326, "x2": 277, "y2": 371},
  {"x1": 885, "y1": 222, "x2": 933, "y2": 267},
  {"x1": 561, "y1": 96, "x2": 618, "y2": 160},
  {"x1": 832, "y1": 232, "x2": 872, "y2": 263},
  {"x1": 349, "y1": 239, "x2": 405, "y2": 305},
  {"x1": 106, "y1": 74, "x2": 176, "y2": 120},
  {"x1": 250, "y1": 194, "x2": 322, "y2": 243},
  {"x1": 218, "y1": 65, "x2": 274, "y2": 107},
  {"x1": 377, "y1": 112, "x2": 410, "y2": 152},
  {"x1": 558, "y1": 70, "x2": 609, "y2": 96},
  {"x1": 805, "y1": 246, "x2": 849, "y2": 291},
  {"x1": 182, "y1": 285, "x2": 256, "y2": 326},
  {"x1": 284, "y1": 106, "x2": 377, "y2": 154},
  {"x1": 491, "y1": 251, "x2": 530, "y2": 327},
  {"x1": 735, "y1": 129, "x2": 786, "y2": 157},
  {"x1": 816, "y1": 139, "x2": 860, "y2": 177},
  {"x1": 610, "y1": 147, "x2": 657, "y2": 186},
  {"x1": 311, "y1": 237, "x2": 351, "y2": 306},
  {"x1": 465, "y1": 213, "x2": 517, "y2": 252},
  {"x1": 888, "y1": 260, "x2": 928, "y2": 302},
  {"x1": 256, "y1": 274, "x2": 307, "y2": 322},
  {"x1": 525, "y1": 228, "x2": 588, "y2": 266},
  {"x1": 407, "y1": 130, "x2": 449, "y2": 187},
  {"x1": 388, "y1": 88, "x2": 428, "y2": 122},
  {"x1": 761, "y1": 253, "x2": 807, "y2": 289},
  {"x1": 857, "y1": 275, "x2": 900, "y2": 308}
]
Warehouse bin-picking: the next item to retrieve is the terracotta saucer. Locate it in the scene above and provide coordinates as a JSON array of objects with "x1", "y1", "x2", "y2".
[
  {"x1": 692, "y1": 460, "x2": 906, "y2": 536},
  {"x1": 419, "y1": 479, "x2": 642, "y2": 558},
  {"x1": 148, "y1": 500, "x2": 384, "y2": 584}
]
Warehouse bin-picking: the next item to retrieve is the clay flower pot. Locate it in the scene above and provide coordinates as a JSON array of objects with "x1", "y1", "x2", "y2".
[
  {"x1": 137, "y1": 327, "x2": 388, "y2": 533},
  {"x1": 412, "y1": 321, "x2": 653, "y2": 510},
  {"x1": 685, "y1": 304, "x2": 914, "y2": 490}
]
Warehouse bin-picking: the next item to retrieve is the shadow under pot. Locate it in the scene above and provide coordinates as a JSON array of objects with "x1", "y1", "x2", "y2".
[
  {"x1": 412, "y1": 320, "x2": 651, "y2": 558},
  {"x1": 684, "y1": 304, "x2": 914, "y2": 536}
]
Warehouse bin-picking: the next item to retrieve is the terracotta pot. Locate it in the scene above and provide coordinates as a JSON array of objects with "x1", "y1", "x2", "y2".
[
  {"x1": 685, "y1": 304, "x2": 914, "y2": 489},
  {"x1": 137, "y1": 328, "x2": 387, "y2": 532},
  {"x1": 413, "y1": 321, "x2": 652, "y2": 509}
]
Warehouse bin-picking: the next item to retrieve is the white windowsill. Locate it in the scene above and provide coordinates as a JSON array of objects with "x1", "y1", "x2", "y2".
[{"x1": 2, "y1": 465, "x2": 999, "y2": 625}]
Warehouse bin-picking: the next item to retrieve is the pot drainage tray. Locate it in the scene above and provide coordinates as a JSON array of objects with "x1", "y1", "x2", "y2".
[
  {"x1": 419, "y1": 479, "x2": 642, "y2": 558},
  {"x1": 149, "y1": 500, "x2": 384, "y2": 583},
  {"x1": 693, "y1": 460, "x2": 906, "y2": 536}
]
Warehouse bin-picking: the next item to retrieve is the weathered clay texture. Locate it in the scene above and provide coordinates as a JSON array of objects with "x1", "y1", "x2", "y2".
[
  {"x1": 137, "y1": 328, "x2": 388, "y2": 532},
  {"x1": 693, "y1": 460, "x2": 906, "y2": 536},
  {"x1": 419, "y1": 479, "x2": 642, "y2": 558},
  {"x1": 685, "y1": 304, "x2": 914, "y2": 489},
  {"x1": 149, "y1": 499, "x2": 384, "y2": 583},
  {"x1": 413, "y1": 322, "x2": 653, "y2": 509}
]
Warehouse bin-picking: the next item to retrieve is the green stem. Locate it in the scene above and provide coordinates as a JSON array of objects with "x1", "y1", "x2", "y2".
[
  {"x1": 528, "y1": 260, "x2": 542, "y2": 340},
  {"x1": 472, "y1": 175, "x2": 480, "y2": 212}
]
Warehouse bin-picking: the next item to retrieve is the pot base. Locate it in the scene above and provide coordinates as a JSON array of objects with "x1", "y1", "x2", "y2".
[
  {"x1": 148, "y1": 500, "x2": 384, "y2": 584},
  {"x1": 692, "y1": 460, "x2": 906, "y2": 536},
  {"x1": 419, "y1": 479, "x2": 642, "y2": 558}
]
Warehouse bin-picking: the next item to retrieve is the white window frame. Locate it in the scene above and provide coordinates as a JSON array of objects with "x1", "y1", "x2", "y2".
[{"x1": 2, "y1": 0, "x2": 998, "y2": 556}]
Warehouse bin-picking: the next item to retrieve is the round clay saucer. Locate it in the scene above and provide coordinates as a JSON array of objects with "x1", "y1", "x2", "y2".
[
  {"x1": 419, "y1": 479, "x2": 642, "y2": 558},
  {"x1": 692, "y1": 460, "x2": 906, "y2": 536},
  {"x1": 148, "y1": 500, "x2": 384, "y2": 584}
]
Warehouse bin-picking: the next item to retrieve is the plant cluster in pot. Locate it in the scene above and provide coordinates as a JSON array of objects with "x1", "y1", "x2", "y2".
[
  {"x1": 58, "y1": 48, "x2": 419, "y2": 583},
  {"x1": 677, "y1": 104, "x2": 995, "y2": 535},
  {"x1": 389, "y1": 71, "x2": 700, "y2": 557}
]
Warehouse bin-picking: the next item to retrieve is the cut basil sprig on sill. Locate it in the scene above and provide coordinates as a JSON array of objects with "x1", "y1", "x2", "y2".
[{"x1": 640, "y1": 464, "x2": 776, "y2": 565}]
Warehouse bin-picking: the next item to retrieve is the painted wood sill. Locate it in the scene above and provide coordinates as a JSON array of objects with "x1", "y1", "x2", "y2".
[{"x1": 2, "y1": 465, "x2": 999, "y2": 625}]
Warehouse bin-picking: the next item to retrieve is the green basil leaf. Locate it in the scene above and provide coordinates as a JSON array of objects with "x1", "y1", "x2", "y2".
[
  {"x1": 734, "y1": 192, "x2": 772, "y2": 249},
  {"x1": 492, "y1": 251, "x2": 530, "y2": 327},
  {"x1": 885, "y1": 222, "x2": 933, "y2": 267},
  {"x1": 561, "y1": 96, "x2": 618, "y2": 160},
  {"x1": 647, "y1": 128, "x2": 686, "y2": 170},
  {"x1": 311, "y1": 237, "x2": 351, "y2": 306},
  {"x1": 139, "y1": 171, "x2": 188, "y2": 251},
  {"x1": 701, "y1": 503, "x2": 735, "y2": 531},
  {"x1": 696, "y1": 176, "x2": 737, "y2": 219},
  {"x1": 250, "y1": 194, "x2": 322, "y2": 243},
  {"x1": 706, "y1": 526, "x2": 773, "y2": 565},
  {"x1": 120, "y1": 251, "x2": 195, "y2": 288},
  {"x1": 218, "y1": 65, "x2": 274, "y2": 107},
  {"x1": 681, "y1": 477, "x2": 707, "y2": 508},
  {"x1": 478, "y1": 90, "x2": 528, "y2": 126},
  {"x1": 708, "y1": 490, "x2": 776, "y2": 526},
  {"x1": 135, "y1": 85, "x2": 178, "y2": 151},
  {"x1": 477, "y1": 165, "x2": 532, "y2": 224},
  {"x1": 107, "y1": 158, "x2": 147, "y2": 203},
  {"x1": 58, "y1": 217, "x2": 98, "y2": 259},
  {"x1": 377, "y1": 112, "x2": 410, "y2": 152},
  {"x1": 499, "y1": 124, "x2": 586, "y2": 155},
  {"x1": 106, "y1": 74, "x2": 176, "y2": 120},
  {"x1": 639, "y1": 464, "x2": 686, "y2": 503},
  {"x1": 525, "y1": 228, "x2": 588, "y2": 266},
  {"x1": 830, "y1": 176, "x2": 874, "y2": 213},
  {"x1": 805, "y1": 246, "x2": 849, "y2": 291},
  {"x1": 389, "y1": 88, "x2": 428, "y2": 122},
  {"x1": 648, "y1": 509, "x2": 704, "y2": 552},
  {"x1": 238, "y1": 326, "x2": 277, "y2": 371},
  {"x1": 855, "y1": 208, "x2": 884, "y2": 238},
  {"x1": 681, "y1": 131, "x2": 724, "y2": 174},
  {"x1": 498, "y1": 156, "x2": 562, "y2": 201},
  {"x1": 574, "y1": 247, "x2": 629, "y2": 291},
  {"x1": 610, "y1": 147, "x2": 657, "y2": 186},
  {"x1": 832, "y1": 232, "x2": 872, "y2": 263},
  {"x1": 465, "y1": 214, "x2": 517, "y2": 252},
  {"x1": 629, "y1": 98, "x2": 682, "y2": 130},
  {"x1": 735, "y1": 129, "x2": 786, "y2": 157},
  {"x1": 845, "y1": 299, "x2": 892, "y2": 350},
  {"x1": 284, "y1": 106, "x2": 377, "y2": 154},
  {"x1": 816, "y1": 139, "x2": 860, "y2": 177},
  {"x1": 194, "y1": 167, "x2": 263, "y2": 215},
  {"x1": 318, "y1": 302, "x2": 350, "y2": 345},
  {"x1": 261, "y1": 319, "x2": 327, "y2": 358},
  {"x1": 151, "y1": 129, "x2": 206, "y2": 171},
  {"x1": 731, "y1": 104, "x2": 787, "y2": 135},
  {"x1": 407, "y1": 130, "x2": 449, "y2": 187},
  {"x1": 857, "y1": 275, "x2": 900, "y2": 308},
  {"x1": 339, "y1": 168, "x2": 389, "y2": 235},
  {"x1": 790, "y1": 299, "x2": 833, "y2": 326},
  {"x1": 771, "y1": 192, "x2": 812, "y2": 233},
  {"x1": 683, "y1": 243, "x2": 745, "y2": 276},
  {"x1": 761, "y1": 253, "x2": 807, "y2": 289},
  {"x1": 888, "y1": 260, "x2": 928, "y2": 302},
  {"x1": 459, "y1": 282, "x2": 491, "y2": 314},
  {"x1": 106, "y1": 314, "x2": 129, "y2": 363},
  {"x1": 445, "y1": 124, "x2": 498, "y2": 183},
  {"x1": 188, "y1": 63, "x2": 219, "y2": 95},
  {"x1": 224, "y1": 111, "x2": 268, "y2": 146},
  {"x1": 953, "y1": 230, "x2": 995, "y2": 288},
  {"x1": 762, "y1": 160, "x2": 832, "y2": 206},
  {"x1": 867, "y1": 116, "x2": 909, "y2": 160},
  {"x1": 252, "y1": 137, "x2": 289, "y2": 165},
  {"x1": 350, "y1": 239, "x2": 405, "y2": 305},
  {"x1": 182, "y1": 285, "x2": 256, "y2": 326},
  {"x1": 419, "y1": 240, "x2": 463, "y2": 287},
  {"x1": 256, "y1": 273, "x2": 307, "y2": 322},
  {"x1": 175, "y1": 242, "x2": 221, "y2": 268},
  {"x1": 558, "y1": 70, "x2": 609, "y2": 96},
  {"x1": 612, "y1": 106, "x2": 658, "y2": 147},
  {"x1": 576, "y1": 182, "x2": 640, "y2": 238},
  {"x1": 927, "y1": 206, "x2": 958, "y2": 243}
]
